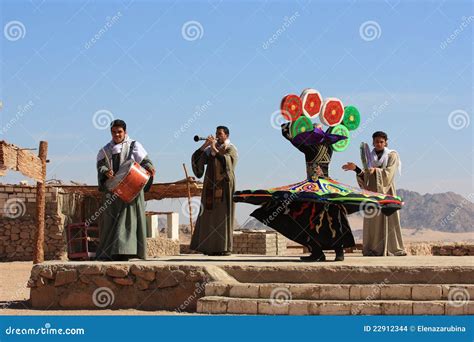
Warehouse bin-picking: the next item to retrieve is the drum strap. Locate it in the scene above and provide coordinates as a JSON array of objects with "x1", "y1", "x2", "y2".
[{"x1": 127, "y1": 141, "x2": 136, "y2": 161}]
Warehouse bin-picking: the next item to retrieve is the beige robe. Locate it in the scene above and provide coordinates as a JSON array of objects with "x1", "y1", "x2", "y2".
[{"x1": 357, "y1": 151, "x2": 405, "y2": 256}]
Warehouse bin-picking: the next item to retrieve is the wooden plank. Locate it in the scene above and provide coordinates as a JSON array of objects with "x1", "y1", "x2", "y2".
[
  {"x1": 33, "y1": 141, "x2": 47, "y2": 264},
  {"x1": 55, "y1": 179, "x2": 203, "y2": 201}
]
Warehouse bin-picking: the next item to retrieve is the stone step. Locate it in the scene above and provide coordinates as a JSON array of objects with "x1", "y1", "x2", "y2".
[
  {"x1": 222, "y1": 264, "x2": 474, "y2": 284},
  {"x1": 197, "y1": 296, "x2": 474, "y2": 315},
  {"x1": 205, "y1": 282, "x2": 474, "y2": 301}
]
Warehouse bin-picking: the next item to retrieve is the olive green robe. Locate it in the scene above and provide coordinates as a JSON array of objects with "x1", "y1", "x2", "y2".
[
  {"x1": 190, "y1": 144, "x2": 238, "y2": 254},
  {"x1": 357, "y1": 151, "x2": 405, "y2": 256},
  {"x1": 96, "y1": 154, "x2": 154, "y2": 260}
]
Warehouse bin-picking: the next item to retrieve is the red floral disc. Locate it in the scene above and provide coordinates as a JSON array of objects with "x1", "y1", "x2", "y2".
[
  {"x1": 280, "y1": 94, "x2": 303, "y2": 122},
  {"x1": 300, "y1": 88, "x2": 322, "y2": 118},
  {"x1": 320, "y1": 98, "x2": 344, "y2": 126}
]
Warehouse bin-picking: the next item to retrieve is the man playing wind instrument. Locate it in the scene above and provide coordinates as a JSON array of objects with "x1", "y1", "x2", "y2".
[{"x1": 190, "y1": 126, "x2": 238, "y2": 256}]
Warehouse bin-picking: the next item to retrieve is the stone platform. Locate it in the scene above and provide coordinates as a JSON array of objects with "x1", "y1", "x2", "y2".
[{"x1": 28, "y1": 254, "x2": 474, "y2": 315}]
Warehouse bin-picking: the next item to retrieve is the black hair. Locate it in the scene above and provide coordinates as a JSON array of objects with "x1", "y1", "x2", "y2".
[
  {"x1": 216, "y1": 125, "x2": 229, "y2": 136},
  {"x1": 110, "y1": 119, "x2": 127, "y2": 131},
  {"x1": 372, "y1": 131, "x2": 388, "y2": 141}
]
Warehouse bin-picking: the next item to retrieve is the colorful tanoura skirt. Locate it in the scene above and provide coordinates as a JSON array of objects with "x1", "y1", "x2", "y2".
[{"x1": 233, "y1": 177, "x2": 402, "y2": 251}]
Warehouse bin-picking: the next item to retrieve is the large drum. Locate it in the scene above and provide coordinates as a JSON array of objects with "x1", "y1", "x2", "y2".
[{"x1": 105, "y1": 160, "x2": 150, "y2": 203}]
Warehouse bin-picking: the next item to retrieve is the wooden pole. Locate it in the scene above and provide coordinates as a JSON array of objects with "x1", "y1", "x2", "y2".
[
  {"x1": 182, "y1": 163, "x2": 194, "y2": 236},
  {"x1": 33, "y1": 141, "x2": 47, "y2": 264}
]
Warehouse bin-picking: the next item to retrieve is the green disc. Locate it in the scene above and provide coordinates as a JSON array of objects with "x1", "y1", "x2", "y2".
[
  {"x1": 342, "y1": 106, "x2": 361, "y2": 131},
  {"x1": 290, "y1": 116, "x2": 313, "y2": 138},
  {"x1": 330, "y1": 124, "x2": 351, "y2": 152}
]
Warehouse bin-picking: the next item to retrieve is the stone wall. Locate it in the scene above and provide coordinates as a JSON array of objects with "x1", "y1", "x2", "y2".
[
  {"x1": 0, "y1": 185, "x2": 181, "y2": 261},
  {"x1": 0, "y1": 185, "x2": 69, "y2": 261},
  {"x1": 29, "y1": 263, "x2": 213, "y2": 311},
  {"x1": 146, "y1": 237, "x2": 180, "y2": 258},
  {"x1": 233, "y1": 230, "x2": 287, "y2": 255},
  {"x1": 407, "y1": 243, "x2": 474, "y2": 256}
]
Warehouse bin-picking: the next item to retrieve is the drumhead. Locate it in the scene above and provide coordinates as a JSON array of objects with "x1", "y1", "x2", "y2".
[{"x1": 105, "y1": 159, "x2": 133, "y2": 191}]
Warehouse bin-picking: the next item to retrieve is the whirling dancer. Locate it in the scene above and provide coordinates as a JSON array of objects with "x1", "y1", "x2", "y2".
[{"x1": 234, "y1": 89, "x2": 403, "y2": 262}]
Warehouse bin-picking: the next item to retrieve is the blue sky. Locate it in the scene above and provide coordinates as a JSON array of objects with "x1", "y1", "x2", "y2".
[{"x1": 0, "y1": 0, "x2": 472, "y2": 223}]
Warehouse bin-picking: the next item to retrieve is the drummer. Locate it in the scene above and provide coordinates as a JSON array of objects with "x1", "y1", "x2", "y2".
[{"x1": 95, "y1": 119, "x2": 155, "y2": 261}]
